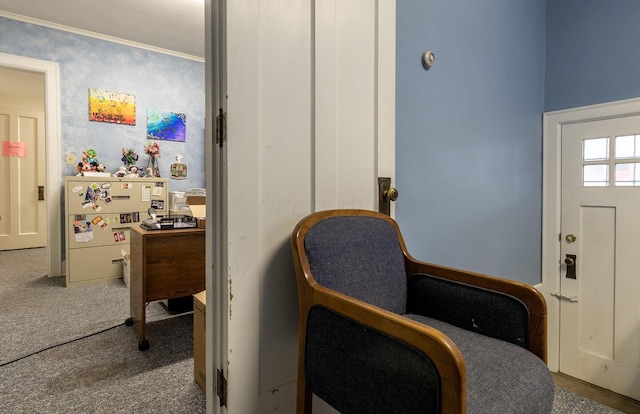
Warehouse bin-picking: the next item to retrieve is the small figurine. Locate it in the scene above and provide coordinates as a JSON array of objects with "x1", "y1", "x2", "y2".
[
  {"x1": 127, "y1": 165, "x2": 139, "y2": 178},
  {"x1": 75, "y1": 149, "x2": 105, "y2": 174},
  {"x1": 76, "y1": 160, "x2": 93, "y2": 175},
  {"x1": 83, "y1": 149, "x2": 98, "y2": 165},
  {"x1": 114, "y1": 166, "x2": 127, "y2": 177}
]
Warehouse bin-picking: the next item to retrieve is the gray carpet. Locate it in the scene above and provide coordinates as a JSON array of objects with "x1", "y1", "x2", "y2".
[
  {"x1": 0, "y1": 248, "x2": 626, "y2": 413},
  {"x1": 0, "y1": 247, "x2": 205, "y2": 413}
]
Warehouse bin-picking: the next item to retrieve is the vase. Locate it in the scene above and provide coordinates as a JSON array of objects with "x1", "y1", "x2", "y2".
[{"x1": 147, "y1": 157, "x2": 160, "y2": 178}]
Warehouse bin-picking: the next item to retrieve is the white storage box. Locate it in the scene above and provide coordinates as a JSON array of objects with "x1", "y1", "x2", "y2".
[{"x1": 122, "y1": 252, "x2": 131, "y2": 287}]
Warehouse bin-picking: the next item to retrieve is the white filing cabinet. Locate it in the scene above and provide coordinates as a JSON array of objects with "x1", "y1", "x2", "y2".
[{"x1": 65, "y1": 176, "x2": 168, "y2": 287}]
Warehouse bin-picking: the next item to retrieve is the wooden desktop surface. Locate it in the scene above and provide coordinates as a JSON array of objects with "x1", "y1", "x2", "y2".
[{"x1": 129, "y1": 225, "x2": 205, "y2": 350}]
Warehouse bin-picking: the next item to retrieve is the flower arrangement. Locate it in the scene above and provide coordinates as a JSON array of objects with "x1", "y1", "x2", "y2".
[
  {"x1": 144, "y1": 141, "x2": 161, "y2": 159},
  {"x1": 121, "y1": 147, "x2": 139, "y2": 167},
  {"x1": 144, "y1": 141, "x2": 161, "y2": 177}
]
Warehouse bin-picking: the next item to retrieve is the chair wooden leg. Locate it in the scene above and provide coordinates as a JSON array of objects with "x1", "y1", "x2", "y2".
[
  {"x1": 296, "y1": 384, "x2": 312, "y2": 414},
  {"x1": 296, "y1": 355, "x2": 311, "y2": 414},
  {"x1": 304, "y1": 388, "x2": 313, "y2": 414}
]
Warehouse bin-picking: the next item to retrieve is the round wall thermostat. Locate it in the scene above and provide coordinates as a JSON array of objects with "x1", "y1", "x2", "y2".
[{"x1": 422, "y1": 51, "x2": 435, "y2": 69}]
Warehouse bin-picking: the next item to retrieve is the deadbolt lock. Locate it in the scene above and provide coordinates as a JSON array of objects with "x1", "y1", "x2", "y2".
[
  {"x1": 565, "y1": 234, "x2": 576, "y2": 243},
  {"x1": 565, "y1": 254, "x2": 577, "y2": 279}
]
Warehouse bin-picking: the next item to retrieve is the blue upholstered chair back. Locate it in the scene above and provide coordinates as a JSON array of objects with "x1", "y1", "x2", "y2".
[{"x1": 304, "y1": 216, "x2": 407, "y2": 314}]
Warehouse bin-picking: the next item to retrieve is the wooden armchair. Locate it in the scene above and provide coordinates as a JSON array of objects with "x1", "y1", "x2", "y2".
[{"x1": 291, "y1": 209, "x2": 554, "y2": 413}]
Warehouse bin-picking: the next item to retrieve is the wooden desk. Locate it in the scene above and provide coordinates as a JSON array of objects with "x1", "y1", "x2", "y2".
[{"x1": 127, "y1": 225, "x2": 205, "y2": 350}]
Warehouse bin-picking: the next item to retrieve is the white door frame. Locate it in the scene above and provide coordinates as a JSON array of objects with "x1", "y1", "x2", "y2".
[
  {"x1": 204, "y1": 0, "x2": 226, "y2": 412},
  {"x1": 0, "y1": 53, "x2": 61, "y2": 276},
  {"x1": 542, "y1": 96, "x2": 640, "y2": 371}
]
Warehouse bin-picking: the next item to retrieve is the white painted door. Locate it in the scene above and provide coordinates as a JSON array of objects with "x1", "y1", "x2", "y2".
[
  {"x1": 217, "y1": 1, "x2": 395, "y2": 413},
  {"x1": 559, "y1": 117, "x2": 640, "y2": 400},
  {"x1": 0, "y1": 107, "x2": 46, "y2": 250}
]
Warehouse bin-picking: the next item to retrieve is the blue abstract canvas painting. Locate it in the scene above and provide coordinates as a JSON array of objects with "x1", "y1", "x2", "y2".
[{"x1": 147, "y1": 109, "x2": 186, "y2": 142}]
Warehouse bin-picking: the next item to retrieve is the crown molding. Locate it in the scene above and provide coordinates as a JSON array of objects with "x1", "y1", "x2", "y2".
[{"x1": 0, "y1": 11, "x2": 204, "y2": 63}]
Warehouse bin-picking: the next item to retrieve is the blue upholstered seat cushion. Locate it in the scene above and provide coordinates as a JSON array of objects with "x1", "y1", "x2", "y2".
[
  {"x1": 405, "y1": 314, "x2": 555, "y2": 413},
  {"x1": 304, "y1": 216, "x2": 407, "y2": 314}
]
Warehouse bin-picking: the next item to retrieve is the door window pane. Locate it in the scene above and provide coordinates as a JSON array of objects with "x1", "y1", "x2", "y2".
[
  {"x1": 583, "y1": 164, "x2": 609, "y2": 186},
  {"x1": 583, "y1": 138, "x2": 609, "y2": 161},
  {"x1": 615, "y1": 163, "x2": 640, "y2": 186},
  {"x1": 615, "y1": 135, "x2": 640, "y2": 159}
]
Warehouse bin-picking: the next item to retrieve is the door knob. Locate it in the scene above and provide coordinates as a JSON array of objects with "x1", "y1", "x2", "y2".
[
  {"x1": 384, "y1": 187, "x2": 399, "y2": 201},
  {"x1": 564, "y1": 257, "x2": 575, "y2": 266},
  {"x1": 377, "y1": 178, "x2": 398, "y2": 216}
]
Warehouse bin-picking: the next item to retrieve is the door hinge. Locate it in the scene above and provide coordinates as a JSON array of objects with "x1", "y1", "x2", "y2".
[
  {"x1": 216, "y1": 109, "x2": 227, "y2": 147},
  {"x1": 216, "y1": 368, "x2": 227, "y2": 407}
]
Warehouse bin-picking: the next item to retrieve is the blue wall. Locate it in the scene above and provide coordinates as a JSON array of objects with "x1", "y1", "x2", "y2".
[
  {"x1": 0, "y1": 17, "x2": 205, "y2": 192},
  {"x1": 545, "y1": 0, "x2": 640, "y2": 111},
  {"x1": 395, "y1": 0, "x2": 546, "y2": 285}
]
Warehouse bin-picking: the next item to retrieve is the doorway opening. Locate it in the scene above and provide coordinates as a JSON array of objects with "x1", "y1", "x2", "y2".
[{"x1": 0, "y1": 53, "x2": 62, "y2": 276}]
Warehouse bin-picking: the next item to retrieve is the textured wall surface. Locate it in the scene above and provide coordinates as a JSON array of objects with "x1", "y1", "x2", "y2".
[
  {"x1": 545, "y1": 0, "x2": 640, "y2": 111},
  {"x1": 395, "y1": 0, "x2": 546, "y2": 285},
  {"x1": 0, "y1": 16, "x2": 205, "y2": 192}
]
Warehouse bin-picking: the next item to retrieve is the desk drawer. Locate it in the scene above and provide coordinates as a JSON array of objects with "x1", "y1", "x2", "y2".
[
  {"x1": 68, "y1": 213, "x2": 137, "y2": 249},
  {"x1": 67, "y1": 180, "x2": 167, "y2": 215},
  {"x1": 67, "y1": 244, "x2": 126, "y2": 285}
]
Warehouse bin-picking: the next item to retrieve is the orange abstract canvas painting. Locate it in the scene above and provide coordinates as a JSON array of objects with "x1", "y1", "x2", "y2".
[{"x1": 89, "y1": 88, "x2": 136, "y2": 125}]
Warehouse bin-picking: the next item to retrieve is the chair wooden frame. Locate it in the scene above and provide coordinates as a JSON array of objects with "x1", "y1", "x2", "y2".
[{"x1": 292, "y1": 209, "x2": 547, "y2": 414}]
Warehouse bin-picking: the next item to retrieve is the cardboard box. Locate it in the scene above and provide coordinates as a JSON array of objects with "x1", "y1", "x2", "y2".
[
  {"x1": 122, "y1": 252, "x2": 131, "y2": 287},
  {"x1": 186, "y1": 196, "x2": 205, "y2": 217},
  {"x1": 186, "y1": 196, "x2": 206, "y2": 229},
  {"x1": 193, "y1": 290, "x2": 206, "y2": 392}
]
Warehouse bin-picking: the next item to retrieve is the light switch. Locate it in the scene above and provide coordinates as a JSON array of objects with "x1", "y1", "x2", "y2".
[{"x1": 66, "y1": 153, "x2": 75, "y2": 165}]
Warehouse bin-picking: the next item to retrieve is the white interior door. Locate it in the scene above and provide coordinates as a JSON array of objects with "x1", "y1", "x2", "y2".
[
  {"x1": 0, "y1": 53, "x2": 62, "y2": 276},
  {"x1": 218, "y1": 1, "x2": 395, "y2": 413},
  {"x1": 0, "y1": 106, "x2": 46, "y2": 250},
  {"x1": 559, "y1": 117, "x2": 640, "y2": 400}
]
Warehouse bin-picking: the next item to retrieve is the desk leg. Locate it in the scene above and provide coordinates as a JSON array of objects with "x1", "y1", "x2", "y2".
[{"x1": 129, "y1": 264, "x2": 148, "y2": 351}]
